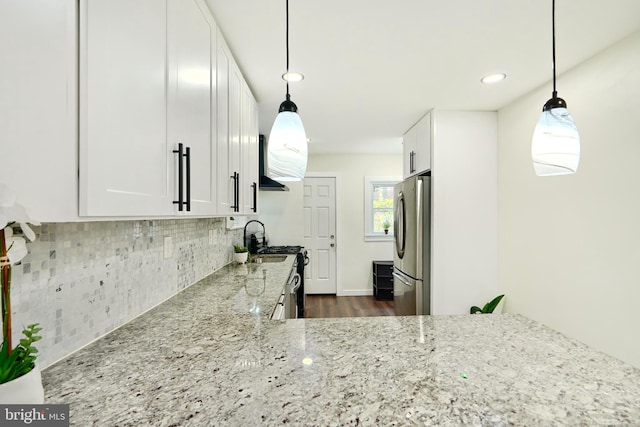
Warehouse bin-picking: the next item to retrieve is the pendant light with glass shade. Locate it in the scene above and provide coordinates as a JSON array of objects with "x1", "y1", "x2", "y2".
[
  {"x1": 268, "y1": 0, "x2": 307, "y2": 182},
  {"x1": 531, "y1": 0, "x2": 580, "y2": 176}
]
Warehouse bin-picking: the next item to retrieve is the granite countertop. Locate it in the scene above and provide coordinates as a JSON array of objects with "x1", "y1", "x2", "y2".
[{"x1": 43, "y1": 258, "x2": 640, "y2": 426}]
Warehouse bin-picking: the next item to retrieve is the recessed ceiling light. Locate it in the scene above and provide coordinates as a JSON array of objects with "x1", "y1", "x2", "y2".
[
  {"x1": 481, "y1": 73, "x2": 507, "y2": 84},
  {"x1": 282, "y1": 71, "x2": 304, "y2": 82}
]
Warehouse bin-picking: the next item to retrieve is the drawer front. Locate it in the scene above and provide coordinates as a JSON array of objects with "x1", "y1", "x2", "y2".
[
  {"x1": 373, "y1": 261, "x2": 394, "y2": 277},
  {"x1": 376, "y1": 276, "x2": 394, "y2": 290}
]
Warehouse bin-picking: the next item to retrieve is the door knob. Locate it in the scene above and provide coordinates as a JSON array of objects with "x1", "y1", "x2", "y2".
[
  {"x1": 330, "y1": 243, "x2": 335, "y2": 247},
  {"x1": 330, "y1": 235, "x2": 335, "y2": 239}
]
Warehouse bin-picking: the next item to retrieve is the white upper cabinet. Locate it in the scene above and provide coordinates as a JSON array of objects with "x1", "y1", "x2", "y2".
[
  {"x1": 79, "y1": 0, "x2": 171, "y2": 216},
  {"x1": 80, "y1": 0, "x2": 217, "y2": 216},
  {"x1": 5, "y1": 0, "x2": 257, "y2": 219},
  {"x1": 215, "y1": 33, "x2": 233, "y2": 215},
  {"x1": 228, "y1": 63, "x2": 243, "y2": 213},
  {"x1": 167, "y1": 0, "x2": 216, "y2": 215},
  {"x1": 402, "y1": 111, "x2": 431, "y2": 179},
  {"x1": 216, "y1": 31, "x2": 259, "y2": 216},
  {"x1": 241, "y1": 85, "x2": 259, "y2": 214},
  {"x1": 1, "y1": 0, "x2": 77, "y2": 222}
]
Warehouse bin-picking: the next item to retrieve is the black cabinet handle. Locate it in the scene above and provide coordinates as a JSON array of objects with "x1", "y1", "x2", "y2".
[
  {"x1": 173, "y1": 143, "x2": 184, "y2": 211},
  {"x1": 172, "y1": 143, "x2": 191, "y2": 212},
  {"x1": 235, "y1": 172, "x2": 240, "y2": 213},
  {"x1": 230, "y1": 172, "x2": 239, "y2": 212},
  {"x1": 185, "y1": 146, "x2": 191, "y2": 212},
  {"x1": 251, "y1": 182, "x2": 257, "y2": 212}
]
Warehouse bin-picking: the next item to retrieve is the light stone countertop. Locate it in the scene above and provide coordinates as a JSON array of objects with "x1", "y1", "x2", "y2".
[{"x1": 43, "y1": 257, "x2": 640, "y2": 426}]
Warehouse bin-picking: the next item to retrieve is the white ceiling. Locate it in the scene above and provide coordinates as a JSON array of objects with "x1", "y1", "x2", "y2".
[{"x1": 205, "y1": 0, "x2": 640, "y2": 154}]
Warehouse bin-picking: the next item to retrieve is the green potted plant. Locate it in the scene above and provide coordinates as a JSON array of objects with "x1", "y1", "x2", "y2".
[
  {"x1": 0, "y1": 183, "x2": 43, "y2": 403},
  {"x1": 233, "y1": 244, "x2": 249, "y2": 264},
  {"x1": 383, "y1": 220, "x2": 391, "y2": 235},
  {"x1": 470, "y1": 294, "x2": 505, "y2": 314}
]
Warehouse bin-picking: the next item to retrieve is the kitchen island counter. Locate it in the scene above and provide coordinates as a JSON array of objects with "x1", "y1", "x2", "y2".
[{"x1": 43, "y1": 260, "x2": 640, "y2": 426}]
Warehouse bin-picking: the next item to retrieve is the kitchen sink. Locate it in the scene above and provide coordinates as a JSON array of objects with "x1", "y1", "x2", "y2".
[{"x1": 252, "y1": 255, "x2": 288, "y2": 263}]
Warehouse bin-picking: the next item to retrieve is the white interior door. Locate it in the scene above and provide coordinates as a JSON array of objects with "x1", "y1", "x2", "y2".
[{"x1": 303, "y1": 177, "x2": 337, "y2": 294}]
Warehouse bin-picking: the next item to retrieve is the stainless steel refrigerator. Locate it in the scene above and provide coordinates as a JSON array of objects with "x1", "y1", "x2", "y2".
[{"x1": 393, "y1": 175, "x2": 431, "y2": 315}]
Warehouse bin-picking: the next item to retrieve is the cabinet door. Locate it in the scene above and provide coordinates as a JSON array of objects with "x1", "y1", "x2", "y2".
[
  {"x1": 248, "y1": 93, "x2": 260, "y2": 213},
  {"x1": 403, "y1": 112, "x2": 432, "y2": 179},
  {"x1": 167, "y1": 0, "x2": 215, "y2": 215},
  {"x1": 1, "y1": 0, "x2": 77, "y2": 221},
  {"x1": 241, "y1": 85, "x2": 259, "y2": 214},
  {"x1": 215, "y1": 33, "x2": 232, "y2": 214},
  {"x1": 414, "y1": 112, "x2": 431, "y2": 174},
  {"x1": 402, "y1": 126, "x2": 417, "y2": 179},
  {"x1": 228, "y1": 63, "x2": 243, "y2": 212},
  {"x1": 80, "y1": 0, "x2": 170, "y2": 216}
]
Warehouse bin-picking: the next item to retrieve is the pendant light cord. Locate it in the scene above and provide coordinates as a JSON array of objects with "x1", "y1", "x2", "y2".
[
  {"x1": 285, "y1": 0, "x2": 290, "y2": 98},
  {"x1": 551, "y1": 0, "x2": 557, "y2": 98}
]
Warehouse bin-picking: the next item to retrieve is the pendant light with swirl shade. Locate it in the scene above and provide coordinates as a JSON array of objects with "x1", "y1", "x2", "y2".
[
  {"x1": 268, "y1": 0, "x2": 307, "y2": 182},
  {"x1": 531, "y1": 0, "x2": 580, "y2": 176}
]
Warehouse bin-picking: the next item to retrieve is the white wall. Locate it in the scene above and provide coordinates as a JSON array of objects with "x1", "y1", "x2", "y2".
[
  {"x1": 431, "y1": 111, "x2": 498, "y2": 315},
  {"x1": 498, "y1": 31, "x2": 640, "y2": 368},
  {"x1": 258, "y1": 182, "x2": 305, "y2": 246},
  {"x1": 307, "y1": 154, "x2": 402, "y2": 295}
]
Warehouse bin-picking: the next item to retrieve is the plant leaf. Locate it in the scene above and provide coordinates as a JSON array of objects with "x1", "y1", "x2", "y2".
[
  {"x1": 470, "y1": 306, "x2": 483, "y2": 314},
  {"x1": 483, "y1": 294, "x2": 505, "y2": 313}
]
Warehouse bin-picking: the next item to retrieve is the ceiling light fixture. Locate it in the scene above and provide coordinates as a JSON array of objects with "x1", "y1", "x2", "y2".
[
  {"x1": 268, "y1": 0, "x2": 307, "y2": 182},
  {"x1": 531, "y1": 0, "x2": 580, "y2": 176},
  {"x1": 282, "y1": 71, "x2": 304, "y2": 82},
  {"x1": 480, "y1": 73, "x2": 506, "y2": 84}
]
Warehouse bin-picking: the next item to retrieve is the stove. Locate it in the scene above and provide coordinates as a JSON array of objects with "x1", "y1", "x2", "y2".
[
  {"x1": 258, "y1": 245, "x2": 303, "y2": 255},
  {"x1": 258, "y1": 245, "x2": 308, "y2": 318}
]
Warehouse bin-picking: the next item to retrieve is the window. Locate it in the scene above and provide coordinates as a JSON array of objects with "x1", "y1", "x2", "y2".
[{"x1": 364, "y1": 176, "x2": 400, "y2": 242}]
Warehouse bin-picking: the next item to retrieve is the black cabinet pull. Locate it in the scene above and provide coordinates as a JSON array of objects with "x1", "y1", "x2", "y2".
[
  {"x1": 251, "y1": 182, "x2": 257, "y2": 212},
  {"x1": 173, "y1": 143, "x2": 184, "y2": 211},
  {"x1": 230, "y1": 172, "x2": 238, "y2": 212},
  {"x1": 235, "y1": 172, "x2": 240, "y2": 212},
  {"x1": 410, "y1": 151, "x2": 416, "y2": 173},
  {"x1": 185, "y1": 146, "x2": 191, "y2": 212}
]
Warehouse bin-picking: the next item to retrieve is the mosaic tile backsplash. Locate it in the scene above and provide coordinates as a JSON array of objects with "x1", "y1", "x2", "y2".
[{"x1": 7, "y1": 218, "x2": 243, "y2": 367}]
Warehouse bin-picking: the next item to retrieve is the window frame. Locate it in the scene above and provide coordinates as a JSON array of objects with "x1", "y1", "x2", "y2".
[{"x1": 364, "y1": 176, "x2": 401, "y2": 242}]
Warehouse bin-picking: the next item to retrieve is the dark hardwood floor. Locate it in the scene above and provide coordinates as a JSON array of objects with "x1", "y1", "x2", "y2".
[{"x1": 305, "y1": 295, "x2": 395, "y2": 318}]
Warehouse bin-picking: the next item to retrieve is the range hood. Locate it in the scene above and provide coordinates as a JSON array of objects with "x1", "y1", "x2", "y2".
[{"x1": 259, "y1": 135, "x2": 289, "y2": 191}]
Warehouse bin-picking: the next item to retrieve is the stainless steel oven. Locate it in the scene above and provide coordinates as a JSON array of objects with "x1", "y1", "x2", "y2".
[
  {"x1": 287, "y1": 262, "x2": 302, "y2": 319},
  {"x1": 259, "y1": 245, "x2": 308, "y2": 318},
  {"x1": 271, "y1": 258, "x2": 302, "y2": 320}
]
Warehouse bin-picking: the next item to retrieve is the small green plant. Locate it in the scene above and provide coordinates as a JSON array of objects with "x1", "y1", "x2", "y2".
[
  {"x1": 470, "y1": 294, "x2": 505, "y2": 314},
  {"x1": 383, "y1": 220, "x2": 391, "y2": 230},
  {"x1": 0, "y1": 323, "x2": 42, "y2": 384},
  {"x1": 233, "y1": 245, "x2": 248, "y2": 253}
]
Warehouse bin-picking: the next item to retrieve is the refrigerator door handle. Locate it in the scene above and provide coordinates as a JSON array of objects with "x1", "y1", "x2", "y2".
[
  {"x1": 395, "y1": 191, "x2": 406, "y2": 258},
  {"x1": 392, "y1": 271, "x2": 413, "y2": 287}
]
